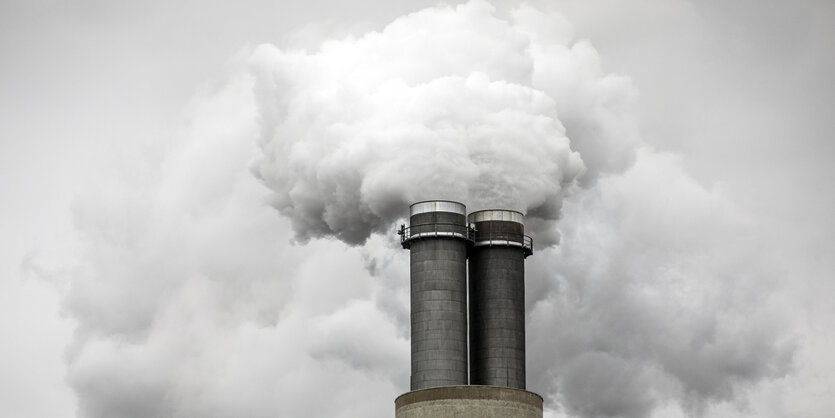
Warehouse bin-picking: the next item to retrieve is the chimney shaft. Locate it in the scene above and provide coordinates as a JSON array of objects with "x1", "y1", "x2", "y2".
[
  {"x1": 467, "y1": 209, "x2": 531, "y2": 389},
  {"x1": 401, "y1": 200, "x2": 469, "y2": 390}
]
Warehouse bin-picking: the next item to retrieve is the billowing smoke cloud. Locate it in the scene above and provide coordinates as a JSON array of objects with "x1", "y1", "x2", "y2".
[
  {"x1": 526, "y1": 150, "x2": 794, "y2": 417},
  {"x1": 250, "y1": 0, "x2": 637, "y2": 245},
  {"x1": 61, "y1": 74, "x2": 409, "y2": 418},
  {"x1": 49, "y1": 2, "x2": 795, "y2": 418}
]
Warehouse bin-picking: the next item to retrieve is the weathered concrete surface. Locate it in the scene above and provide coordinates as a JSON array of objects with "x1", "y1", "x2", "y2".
[
  {"x1": 410, "y1": 238, "x2": 468, "y2": 389},
  {"x1": 395, "y1": 386, "x2": 543, "y2": 418}
]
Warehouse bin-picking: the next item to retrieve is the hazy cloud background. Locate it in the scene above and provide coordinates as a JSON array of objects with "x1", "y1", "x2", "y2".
[{"x1": 1, "y1": 1, "x2": 833, "y2": 417}]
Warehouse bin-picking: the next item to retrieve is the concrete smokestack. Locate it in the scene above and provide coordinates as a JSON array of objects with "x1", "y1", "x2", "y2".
[
  {"x1": 396, "y1": 201, "x2": 541, "y2": 418},
  {"x1": 467, "y1": 209, "x2": 532, "y2": 389},
  {"x1": 399, "y1": 200, "x2": 470, "y2": 390}
]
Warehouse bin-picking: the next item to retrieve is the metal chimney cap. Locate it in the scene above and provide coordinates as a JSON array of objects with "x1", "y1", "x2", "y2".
[
  {"x1": 410, "y1": 200, "x2": 467, "y2": 216},
  {"x1": 467, "y1": 209, "x2": 525, "y2": 225}
]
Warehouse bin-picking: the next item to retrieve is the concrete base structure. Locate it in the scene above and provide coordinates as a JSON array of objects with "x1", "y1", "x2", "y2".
[{"x1": 395, "y1": 386, "x2": 543, "y2": 418}]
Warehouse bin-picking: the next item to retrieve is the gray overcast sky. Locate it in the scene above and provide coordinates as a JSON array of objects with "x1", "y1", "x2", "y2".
[{"x1": 1, "y1": 1, "x2": 833, "y2": 417}]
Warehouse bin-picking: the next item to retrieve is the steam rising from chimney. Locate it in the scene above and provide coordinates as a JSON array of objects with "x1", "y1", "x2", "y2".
[
  {"x1": 50, "y1": 2, "x2": 798, "y2": 417},
  {"x1": 249, "y1": 0, "x2": 637, "y2": 246}
]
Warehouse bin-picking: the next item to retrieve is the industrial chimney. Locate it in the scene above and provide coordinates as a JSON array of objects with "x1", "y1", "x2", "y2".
[
  {"x1": 468, "y1": 209, "x2": 531, "y2": 389},
  {"x1": 400, "y1": 200, "x2": 469, "y2": 390},
  {"x1": 396, "y1": 201, "x2": 543, "y2": 418}
]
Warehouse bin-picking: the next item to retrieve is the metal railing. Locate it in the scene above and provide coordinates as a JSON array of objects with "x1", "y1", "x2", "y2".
[
  {"x1": 398, "y1": 223, "x2": 473, "y2": 248},
  {"x1": 472, "y1": 231, "x2": 533, "y2": 256},
  {"x1": 398, "y1": 223, "x2": 534, "y2": 255}
]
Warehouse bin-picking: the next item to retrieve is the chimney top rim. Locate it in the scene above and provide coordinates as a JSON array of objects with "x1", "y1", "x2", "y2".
[
  {"x1": 409, "y1": 200, "x2": 467, "y2": 216},
  {"x1": 467, "y1": 209, "x2": 525, "y2": 224}
]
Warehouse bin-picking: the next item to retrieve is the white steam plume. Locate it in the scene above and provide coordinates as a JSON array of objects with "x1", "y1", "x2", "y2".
[
  {"x1": 47, "y1": 2, "x2": 796, "y2": 418},
  {"x1": 250, "y1": 0, "x2": 637, "y2": 245}
]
